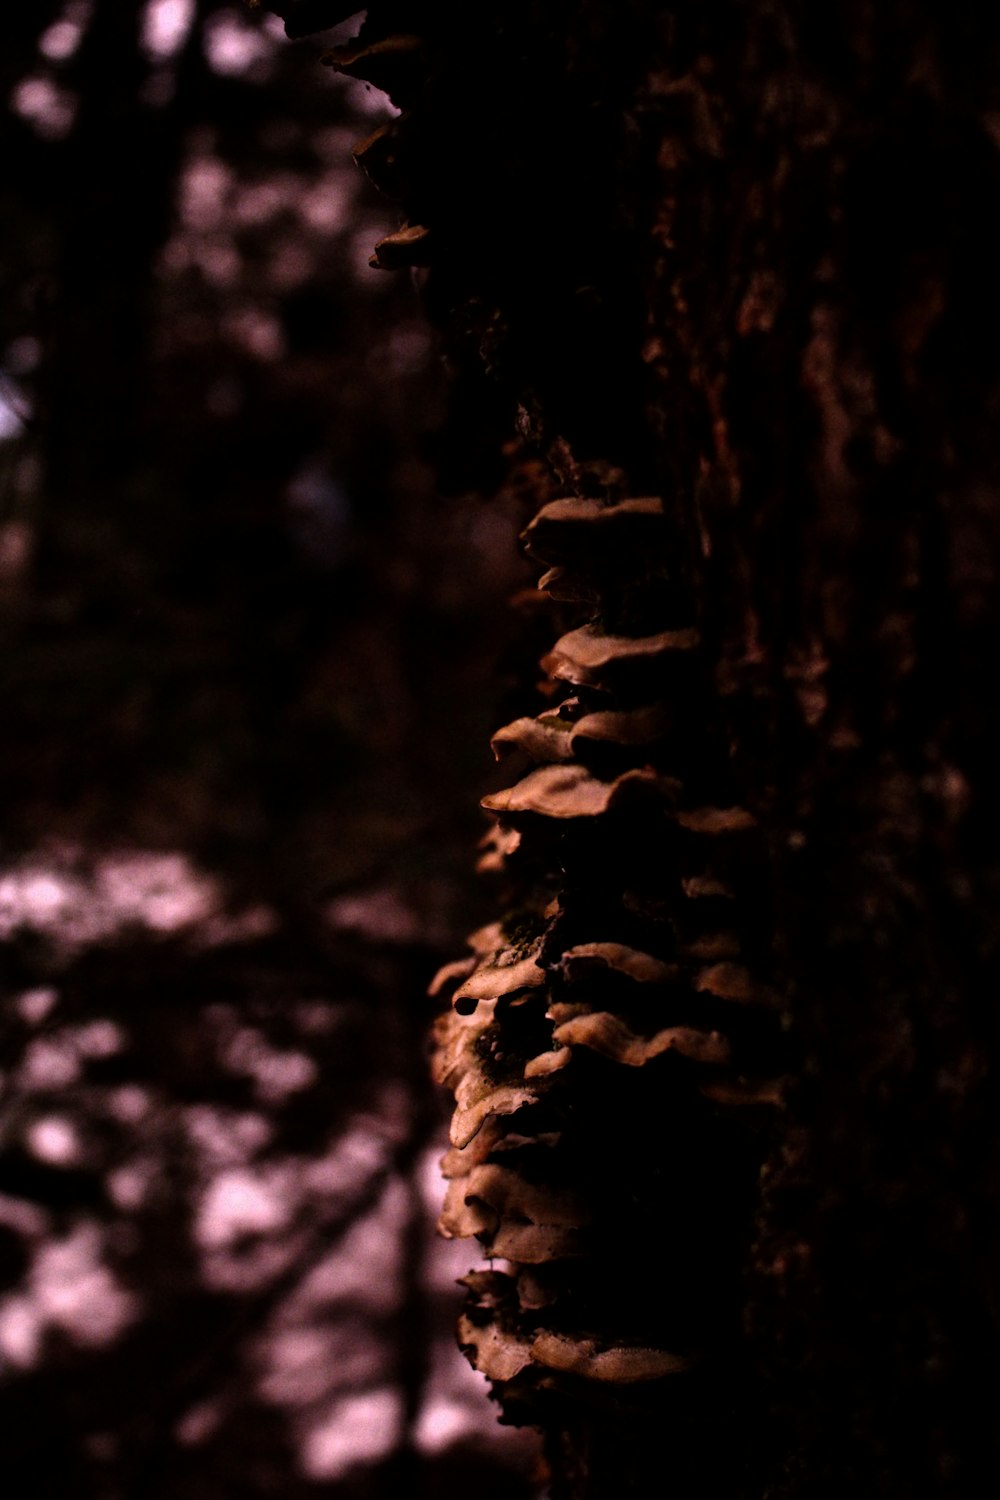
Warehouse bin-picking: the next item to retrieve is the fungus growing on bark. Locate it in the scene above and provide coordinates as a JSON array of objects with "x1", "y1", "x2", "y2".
[
  {"x1": 457, "y1": 1312, "x2": 694, "y2": 1386},
  {"x1": 456, "y1": 1315, "x2": 535, "y2": 1383},
  {"x1": 427, "y1": 479, "x2": 783, "y2": 1425},
  {"x1": 352, "y1": 123, "x2": 409, "y2": 199},
  {"x1": 570, "y1": 703, "x2": 672, "y2": 749},
  {"x1": 547, "y1": 1010, "x2": 731, "y2": 1068},
  {"x1": 440, "y1": 1162, "x2": 590, "y2": 1261},
  {"x1": 491, "y1": 714, "x2": 576, "y2": 763},
  {"x1": 524, "y1": 1046, "x2": 572, "y2": 1078},
  {"x1": 432, "y1": 1004, "x2": 540, "y2": 1147},
  {"x1": 481, "y1": 763, "x2": 680, "y2": 820},
  {"x1": 427, "y1": 954, "x2": 477, "y2": 998},
  {"x1": 475, "y1": 822, "x2": 523, "y2": 874},
  {"x1": 451, "y1": 946, "x2": 545, "y2": 1012},
  {"x1": 449, "y1": 1078, "x2": 546, "y2": 1151},
  {"x1": 487, "y1": 702, "x2": 674, "y2": 786},
  {"x1": 528, "y1": 1332, "x2": 692, "y2": 1383},
  {"x1": 246, "y1": 0, "x2": 998, "y2": 1490},
  {"x1": 536, "y1": 565, "x2": 598, "y2": 603},
  {"x1": 522, "y1": 496, "x2": 668, "y2": 568},
  {"x1": 325, "y1": 32, "x2": 425, "y2": 71},
  {"x1": 558, "y1": 942, "x2": 676, "y2": 986},
  {"x1": 542, "y1": 625, "x2": 699, "y2": 690},
  {"x1": 369, "y1": 222, "x2": 432, "y2": 271}
]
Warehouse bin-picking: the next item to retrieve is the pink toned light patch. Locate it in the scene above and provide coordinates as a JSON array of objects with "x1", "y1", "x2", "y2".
[
  {"x1": 196, "y1": 1167, "x2": 294, "y2": 1250},
  {"x1": 10, "y1": 76, "x2": 75, "y2": 139},
  {"x1": 203, "y1": 10, "x2": 274, "y2": 76},
  {"x1": 0, "y1": 1297, "x2": 42, "y2": 1367},
  {"x1": 295, "y1": 1174, "x2": 409, "y2": 1318},
  {"x1": 106, "y1": 1161, "x2": 155, "y2": 1212},
  {"x1": 325, "y1": 884, "x2": 423, "y2": 945},
  {"x1": 217, "y1": 1022, "x2": 319, "y2": 1102},
  {"x1": 15, "y1": 987, "x2": 57, "y2": 1026},
  {"x1": 301, "y1": 1387, "x2": 404, "y2": 1480},
  {"x1": 19, "y1": 1035, "x2": 81, "y2": 1090},
  {"x1": 183, "y1": 1103, "x2": 274, "y2": 1167},
  {"x1": 32, "y1": 1225, "x2": 138, "y2": 1346},
  {"x1": 0, "y1": 847, "x2": 279, "y2": 954},
  {"x1": 224, "y1": 307, "x2": 286, "y2": 362},
  {"x1": 0, "y1": 1223, "x2": 140, "y2": 1364},
  {"x1": 39, "y1": 2, "x2": 92, "y2": 63},
  {"x1": 141, "y1": 0, "x2": 195, "y2": 61},
  {"x1": 72, "y1": 1019, "x2": 123, "y2": 1058},
  {"x1": 95, "y1": 852, "x2": 218, "y2": 931},
  {"x1": 179, "y1": 157, "x2": 233, "y2": 232},
  {"x1": 106, "y1": 1085, "x2": 153, "y2": 1124},
  {"x1": 26, "y1": 1116, "x2": 81, "y2": 1167}
]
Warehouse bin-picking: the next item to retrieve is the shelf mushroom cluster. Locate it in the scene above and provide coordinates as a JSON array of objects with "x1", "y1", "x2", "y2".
[
  {"x1": 431, "y1": 494, "x2": 783, "y2": 1413},
  {"x1": 258, "y1": 0, "x2": 782, "y2": 1426},
  {"x1": 262, "y1": 1, "x2": 440, "y2": 269}
]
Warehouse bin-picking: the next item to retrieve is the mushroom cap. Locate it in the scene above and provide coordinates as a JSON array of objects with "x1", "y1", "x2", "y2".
[
  {"x1": 542, "y1": 624, "x2": 699, "y2": 690},
  {"x1": 369, "y1": 222, "x2": 432, "y2": 271},
  {"x1": 522, "y1": 496, "x2": 667, "y2": 568},
  {"x1": 482, "y1": 763, "x2": 680, "y2": 820}
]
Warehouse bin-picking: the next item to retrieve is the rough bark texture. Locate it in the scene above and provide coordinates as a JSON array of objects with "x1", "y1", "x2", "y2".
[{"x1": 266, "y1": 2, "x2": 1000, "y2": 1496}]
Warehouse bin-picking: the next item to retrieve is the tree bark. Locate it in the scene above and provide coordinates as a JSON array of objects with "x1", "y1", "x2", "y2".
[{"x1": 267, "y1": 3, "x2": 1000, "y2": 1495}]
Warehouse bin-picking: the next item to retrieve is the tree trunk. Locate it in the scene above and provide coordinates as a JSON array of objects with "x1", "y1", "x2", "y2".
[{"x1": 267, "y1": 3, "x2": 1000, "y2": 1495}]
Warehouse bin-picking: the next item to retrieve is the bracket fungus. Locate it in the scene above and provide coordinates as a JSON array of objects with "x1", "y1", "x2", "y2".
[
  {"x1": 542, "y1": 624, "x2": 700, "y2": 691},
  {"x1": 272, "y1": 0, "x2": 786, "y2": 1455},
  {"x1": 547, "y1": 1010, "x2": 731, "y2": 1069},
  {"x1": 428, "y1": 484, "x2": 784, "y2": 1422},
  {"x1": 323, "y1": 34, "x2": 428, "y2": 108},
  {"x1": 528, "y1": 1332, "x2": 692, "y2": 1384},
  {"x1": 558, "y1": 942, "x2": 677, "y2": 986},
  {"x1": 456, "y1": 1314, "x2": 694, "y2": 1389},
  {"x1": 352, "y1": 123, "x2": 410, "y2": 200},
  {"x1": 522, "y1": 496, "x2": 670, "y2": 569},
  {"x1": 490, "y1": 714, "x2": 576, "y2": 764},
  {"x1": 481, "y1": 763, "x2": 682, "y2": 822},
  {"x1": 369, "y1": 221, "x2": 432, "y2": 271}
]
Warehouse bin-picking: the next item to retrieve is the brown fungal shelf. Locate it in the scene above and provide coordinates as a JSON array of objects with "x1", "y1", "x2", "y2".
[
  {"x1": 323, "y1": 33, "x2": 428, "y2": 109},
  {"x1": 429, "y1": 483, "x2": 783, "y2": 1418},
  {"x1": 275, "y1": 0, "x2": 786, "y2": 1465},
  {"x1": 368, "y1": 221, "x2": 432, "y2": 271}
]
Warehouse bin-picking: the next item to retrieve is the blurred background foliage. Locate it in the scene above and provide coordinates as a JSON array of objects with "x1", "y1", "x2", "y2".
[{"x1": 0, "y1": 2, "x2": 537, "y2": 1494}]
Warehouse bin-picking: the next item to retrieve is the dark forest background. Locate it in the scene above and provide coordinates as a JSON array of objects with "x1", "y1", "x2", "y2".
[{"x1": 0, "y1": 3, "x2": 536, "y2": 1495}]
